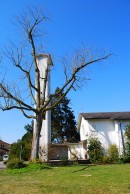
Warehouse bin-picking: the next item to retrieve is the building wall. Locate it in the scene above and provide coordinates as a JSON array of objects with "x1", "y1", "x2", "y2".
[
  {"x1": 80, "y1": 117, "x2": 130, "y2": 155},
  {"x1": 80, "y1": 117, "x2": 90, "y2": 141},
  {"x1": 0, "y1": 140, "x2": 11, "y2": 159},
  {"x1": 48, "y1": 144, "x2": 68, "y2": 160},
  {"x1": 88, "y1": 119, "x2": 116, "y2": 151},
  {"x1": 0, "y1": 141, "x2": 11, "y2": 150},
  {"x1": 68, "y1": 142, "x2": 87, "y2": 160}
]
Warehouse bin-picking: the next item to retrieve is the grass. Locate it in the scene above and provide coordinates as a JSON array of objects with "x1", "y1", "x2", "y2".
[{"x1": 0, "y1": 163, "x2": 130, "y2": 194}]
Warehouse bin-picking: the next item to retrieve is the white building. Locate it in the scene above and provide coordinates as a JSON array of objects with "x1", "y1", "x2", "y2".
[
  {"x1": 78, "y1": 112, "x2": 130, "y2": 158},
  {"x1": 49, "y1": 112, "x2": 130, "y2": 161}
]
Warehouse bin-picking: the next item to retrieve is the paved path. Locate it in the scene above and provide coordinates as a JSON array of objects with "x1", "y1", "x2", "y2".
[{"x1": 0, "y1": 161, "x2": 6, "y2": 169}]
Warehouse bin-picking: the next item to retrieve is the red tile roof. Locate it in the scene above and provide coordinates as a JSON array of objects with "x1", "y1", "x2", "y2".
[{"x1": 0, "y1": 140, "x2": 11, "y2": 146}]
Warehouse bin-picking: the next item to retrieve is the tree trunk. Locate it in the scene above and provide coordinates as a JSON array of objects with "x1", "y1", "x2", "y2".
[{"x1": 31, "y1": 114, "x2": 42, "y2": 160}]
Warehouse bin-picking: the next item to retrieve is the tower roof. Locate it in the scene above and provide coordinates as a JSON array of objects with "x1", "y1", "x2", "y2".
[{"x1": 36, "y1": 54, "x2": 53, "y2": 66}]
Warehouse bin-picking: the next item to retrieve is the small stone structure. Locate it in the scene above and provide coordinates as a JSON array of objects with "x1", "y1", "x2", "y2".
[{"x1": 48, "y1": 144, "x2": 68, "y2": 160}]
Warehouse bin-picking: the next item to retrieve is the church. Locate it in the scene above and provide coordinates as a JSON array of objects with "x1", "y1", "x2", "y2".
[
  {"x1": 77, "y1": 112, "x2": 130, "y2": 159},
  {"x1": 47, "y1": 111, "x2": 130, "y2": 161},
  {"x1": 35, "y1": 55, "x2": 130, "y2": 161}
]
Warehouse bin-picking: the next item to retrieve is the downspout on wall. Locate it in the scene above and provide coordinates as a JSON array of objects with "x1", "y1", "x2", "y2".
[{"x1": 119, "y1": 122, "x2": 126, "y2": 155}]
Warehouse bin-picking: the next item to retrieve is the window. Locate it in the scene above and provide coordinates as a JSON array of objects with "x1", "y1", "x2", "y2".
[
  {"x1": 89, "y1": 122, "x2": 96, "y2": 132},
  {"x1": 0, "y1": 145, "x2": 4, "y2": 149}
]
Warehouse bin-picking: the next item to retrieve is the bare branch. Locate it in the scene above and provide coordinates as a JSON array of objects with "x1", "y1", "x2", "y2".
[
  {"x1": 42, "y1": 78, "x2": 76, "y2": 112},
  {"x1": 0, "y1": 82, "x2": 37, "y2": 113},
  {"x1": 0, "y1": 105, "x2": 31, "y2": 111},
  {"x1": 64, "y1": 65, "x2": 68, "y2": 82},
  {"x1": 2, "y1": 45, "x2": 37, "y2": 103},
  {"x1": 40, "y1": 53, "x2": 111, "y2": 112},
  {"x1": 20, "y1": 108, "x2": 36, "y2": 119}
]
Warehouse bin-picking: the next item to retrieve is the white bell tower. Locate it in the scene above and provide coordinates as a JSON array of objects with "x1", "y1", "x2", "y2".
[{"x1": 36, "y1": 54, "x2": 52, "y2": 161}]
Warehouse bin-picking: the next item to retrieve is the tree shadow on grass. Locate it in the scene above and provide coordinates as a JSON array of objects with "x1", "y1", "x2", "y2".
[
  {"x1": 72, "y1": 166, "x2": 89, "y2": 173},
  {"x1": 72, "y1": 164, "x2": 98, "y2": 173}
]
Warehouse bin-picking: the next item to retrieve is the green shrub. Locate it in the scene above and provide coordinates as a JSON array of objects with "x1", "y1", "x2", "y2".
[
  {"x1": 125, "y1": 142, "x2": 130, "y2": 157},
  {"x1": 27, "y1": 162, "x2": 49, "y2": 170},
  {"x1": 60, "y1": 158, "x2": 68, "y2": 166},
  {"x1": 5, "y1": 161, "x2": 50, "y2": 174},
  {"x1": 107, "y1": 144, "x2": 119, "y2": 164},
  {"x1": 7, "y1": 158, "x2": 26, "y2": 169},
  {"x1": 119, "y1": 155, "x2": 130, "y2": 164},
  {"x1": 101, "y1": 155, "x2": 111, "y2": 164},
  {"x1": 125, "y1": 124, "x2": 130, "y2": 159},
  {"x1": 88, "y1": 137, "x2": 104, "y2": 163}
]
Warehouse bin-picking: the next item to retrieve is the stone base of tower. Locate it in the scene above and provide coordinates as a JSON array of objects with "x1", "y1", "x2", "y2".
[
  {"x1": 39, "y1": 144, "x2": 49, "y2": 161},
  {"x1": 39, "y1": 111, "x2": 51, "y2": 161}
]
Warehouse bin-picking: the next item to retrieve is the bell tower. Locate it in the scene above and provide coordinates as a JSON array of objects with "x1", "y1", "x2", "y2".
[{"x1": 35, "y1": 54, "x2": 52, "y2": 161}]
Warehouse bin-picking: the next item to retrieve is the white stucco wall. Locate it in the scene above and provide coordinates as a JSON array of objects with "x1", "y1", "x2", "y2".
[
  {"x1": 68, "y1": 142, "x2": 87, "y2": 160},
  {"x1": 80, "y1": 117, "x2": 130, "y2": 155},
  {"x1": 80, "y1": 117, "x2": 90, "y2": 141},
  {"x1": 89, "y1": 119, "x2": 116, "y2": 150}
]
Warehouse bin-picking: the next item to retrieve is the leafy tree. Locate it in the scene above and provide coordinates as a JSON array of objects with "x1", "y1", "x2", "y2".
[
  {"x1": 0, "y1": 6, "x2": 111, "y2": 160},
  {"x1": 9, "y1": 140, "x2": 22, "y2": 160},
  {"x1": 125, "y1": 124, "x2": 130, "y2": 159},
  {"x1": 9, "y1": 122, "x2": 33, "y2": 161},
  {"x1": 21, "y1": 121, "x2": 33, "y2": 160},
  {"x1": 88, "y1": 137, "x2": 104, "y2": 163},
  {"x1": 51, "y1": 87, "x2": 80, "y2": 143}
]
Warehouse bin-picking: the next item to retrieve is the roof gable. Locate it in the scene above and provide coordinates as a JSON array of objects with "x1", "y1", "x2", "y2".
[{"x1": 0, "y1": 140, "x2": 11, "y2": 145}]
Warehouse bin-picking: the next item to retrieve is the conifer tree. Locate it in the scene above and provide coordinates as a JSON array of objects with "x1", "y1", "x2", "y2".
[{"x1": 51, "y1": 87, "x2": 80, "y2": 143}]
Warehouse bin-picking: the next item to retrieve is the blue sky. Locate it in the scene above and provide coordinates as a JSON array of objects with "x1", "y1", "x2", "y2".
[{"x1": 0, "y1": 0, "x2": 130, "y2": 143}]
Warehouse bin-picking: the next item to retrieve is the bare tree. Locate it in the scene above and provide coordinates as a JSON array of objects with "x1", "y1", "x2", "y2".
[{"x1": 0, "y1": 7, "x2": 111, "y2": 160}]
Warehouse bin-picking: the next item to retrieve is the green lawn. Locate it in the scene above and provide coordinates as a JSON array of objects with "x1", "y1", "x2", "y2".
[{"x1": 0, "y1": 164, "x2": 130, "y2": 194}]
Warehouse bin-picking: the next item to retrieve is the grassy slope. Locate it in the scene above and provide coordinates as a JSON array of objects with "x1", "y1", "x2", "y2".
[{"x1": 0, "y1": 164, "x2": 130, "y2": 194}]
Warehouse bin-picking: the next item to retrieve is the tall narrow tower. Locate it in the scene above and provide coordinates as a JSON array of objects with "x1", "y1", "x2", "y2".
[{"x1": 35, "y1": 54, "x2": 52, "y2": 161}]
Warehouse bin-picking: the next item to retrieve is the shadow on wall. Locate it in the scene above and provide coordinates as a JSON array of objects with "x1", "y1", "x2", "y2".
[{"x1": 89, "y1": 121, "x2": 114, "y2": 152}]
